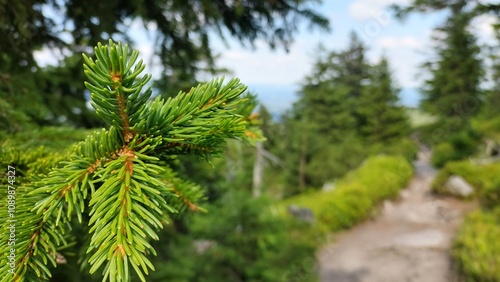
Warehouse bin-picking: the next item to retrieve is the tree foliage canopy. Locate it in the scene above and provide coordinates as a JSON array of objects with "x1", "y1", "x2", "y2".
[
  {"x1": 283, "y1": 33, "x2": 410, "y2": 190},
  {"x1": 0, "y1": 0, "x2": 329, "y2": 128},
  {"x1": 1, "y1": 0, "x2": 329, "y2": 72},
  {"x1": 421, "y1": 11, "x2": 483, "y2": 129},
  {"x1": 392, "y1": 0, "x2": 500, "y2": 19}
]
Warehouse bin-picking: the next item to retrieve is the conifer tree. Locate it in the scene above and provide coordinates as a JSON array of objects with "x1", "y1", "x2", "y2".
[
  {"x1": 299, "y1": 33, "x2": 369, "y2": 141},
  {"x1": 393, "y1": 0, "x2": 484, "y2": 131},
  {"x1": 392, "y1": 0, "x2": 500, "y2": 19},
  {"x1": 288, "y1": 32, "x2": 370, "y2": 187},
  {"x1": 277, "y1": 112, "x2": 311, "y2": 193},
  {"x1": 420, "y1": 9, "x2": 483, "y2": 131},
  {"x1": 0, "y1": 40, "x2": 254, "y2": 282},
  {"x1": 358, "y1": 57, "x2": 410, "y2": 143}
]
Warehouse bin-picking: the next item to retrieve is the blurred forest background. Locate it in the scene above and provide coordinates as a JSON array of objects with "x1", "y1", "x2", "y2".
[{"x1": 1, "y1": 0, "x2": 500, "y2": 281}]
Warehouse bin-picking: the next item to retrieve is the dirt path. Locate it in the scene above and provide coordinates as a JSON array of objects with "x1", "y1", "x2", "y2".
[{"x1": 318, "y1": 152, "x2": 476, "y2": 282}]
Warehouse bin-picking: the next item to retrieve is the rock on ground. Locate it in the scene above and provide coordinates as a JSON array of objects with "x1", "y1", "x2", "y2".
[{"x1": 444, "y1": 175, "x2": 475, "y2": 197}]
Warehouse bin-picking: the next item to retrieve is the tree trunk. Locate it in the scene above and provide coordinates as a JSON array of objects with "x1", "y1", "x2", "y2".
[
  {"x1": 252, "y1": 142, "x2": 264, "y2": 198},
  {"x1": 299, "y1": 136, "x2": 307, "y2": 191}
]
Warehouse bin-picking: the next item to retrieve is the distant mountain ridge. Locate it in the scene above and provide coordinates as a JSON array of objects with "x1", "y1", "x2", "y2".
[{"x1": 248, "y1": 84, "x2": 422, "y2": 116}]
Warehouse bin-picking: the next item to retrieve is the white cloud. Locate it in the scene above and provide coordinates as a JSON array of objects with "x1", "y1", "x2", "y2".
[
  {"x1": 376, "y1": 36, "x2": 423, "y2": 49},
  {"x1": 386, "y1": 50, "x2": 426, "y2": 88},
  {"x1": 471, "y1": 14, "x2": 499, "y2": 45},
  {"x1": 371, "y1": 33, "x2": 432, "y2": 89},
  {"x1": 349, "y1": 0, "x2": 411, "y2": 21},
  {"x1": 215, "y1": 39, "x2": 311, "y2": 85}
]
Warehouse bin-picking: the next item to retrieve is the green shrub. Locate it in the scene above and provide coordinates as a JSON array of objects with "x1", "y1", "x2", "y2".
[
  {"x1": 431, "y1": 142, "x2": 456, "y2": 167},
  {"x1": 480, "y1": 171, "x2": 500, "y2": 207},
  {"x1": 319, "y1": 185, "x2": 374, "y2": 230},
  {"x1": 306, "y1": 139, "x2": 368, "y2": 187},
  {"x1": 278, "y1": 155, "x2": 413, "y2": 232},
  {"x1": 431, "y1": 131, "x2": 479, "y2": 168},
  {"x1": 405, "y1": 107, "x2": 437, "y2": 128},
  {"x1": 471, "y1": 115, "x2": 500, "y2": 139},
  {"x1": 432, "y1": 160, "x2": 500, "y2": 206},
  {"x1": 370, "y1": 137, "x2": 419, "y2": 162},
  {"x1": 0, "y1": 98, "x2": 34, "y2": 133},
  {"x1": 450, "y1": 132, "x2": 479, "y2": 155},
  {"x1": 453, "y1": 207, "x2": 500, "y2": 282},
  {"x1": 150, "y1": 191, "x2": 319, "y2": 282}
]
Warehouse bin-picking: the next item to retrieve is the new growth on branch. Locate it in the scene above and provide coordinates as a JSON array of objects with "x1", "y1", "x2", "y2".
[{"x1": 0, "y1": 40, "x2": 260, "y2": 282}]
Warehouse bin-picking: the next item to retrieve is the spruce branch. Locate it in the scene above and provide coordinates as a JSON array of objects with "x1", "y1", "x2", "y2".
[
  {"x1": 161, "y1": 167, "x2": 207, "y2": 215},
  {"x1": 83, "y1": 41, "x2": 152, "y2": 143},
  {"x1": 0, "y1": 40, "x2": 252, "y2": 282}
]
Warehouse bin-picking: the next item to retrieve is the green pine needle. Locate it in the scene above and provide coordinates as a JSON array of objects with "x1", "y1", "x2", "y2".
[{"x1": 0, "y1": 40, "x2": 252, "y2": 282}]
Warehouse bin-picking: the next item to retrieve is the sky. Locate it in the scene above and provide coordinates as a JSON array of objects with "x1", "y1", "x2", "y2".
[
  {"x1": 205, "y1": 0, "x2": 498, "y2": 114},
  {"x1": 35, "y1": 0, "x2": 499, "y2": 115}
]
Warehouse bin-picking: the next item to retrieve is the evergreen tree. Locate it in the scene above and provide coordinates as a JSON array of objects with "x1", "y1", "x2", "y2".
[
  {"x1": 187, "y1": 191, "x2": 318, "y2": 282},
  {"x1": 286, "y1": 32, "x2": 370, "y2": 188},
  {"x1": 0, "y1": 41, "x2": 256, "y2": 282},
  {"x1": 300, "y1": 33, "x2": 369, "y2": 141},
  {"x1": 392, "y1": 0, "x2": 500, "y2": 19},
  {"x1": 253, "y1": 105, "x2": 285, "y2": 197},
  {"x1": 143, "y1": 190, "x2": 318, "y2": 282},
  {"x1": 420, "y1": 9, "x2": 483, "y2": 131},
  {"x1": 358, "y1": 57, "x2": 410, "y2": 143},
  {"x1": 1, "y1": 0, "x2": 330, "y2": 71},
  {"x1": 36, "y1": 54, "x2": 105, "y2": 127},
  {"x1": 1, "y1": 0, "x2": 329, "y2": 127},
  {"x1": 392, "y1": 0, "x2": 491, "y2": 166},
  {"x1": 277, "y1": 112, "x2": 311, "y2": 194}
]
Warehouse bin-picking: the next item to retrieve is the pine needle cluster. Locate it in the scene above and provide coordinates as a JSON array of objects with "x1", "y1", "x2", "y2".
[{"x1": 0, "y1": 40, "x2": 252, "y2": 281}]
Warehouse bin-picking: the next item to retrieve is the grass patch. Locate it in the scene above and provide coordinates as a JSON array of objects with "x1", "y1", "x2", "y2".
[
  {"x1": 435, "y1": 160, "x2": 500, "y2": 281},
  {"x1": 453, "y1": 207, "x2": 500, "y2": 282},
  {"x1": 276, "y1": 155, "x2": 413, "y2": 232},
  {"x1": 405, "y1": 107, "x2": 437, "y2": 128}
]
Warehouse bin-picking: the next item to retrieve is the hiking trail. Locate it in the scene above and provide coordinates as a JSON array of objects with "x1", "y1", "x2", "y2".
[{"x1": 318, "y1": 151, "x2": 476, "y2": 282}]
